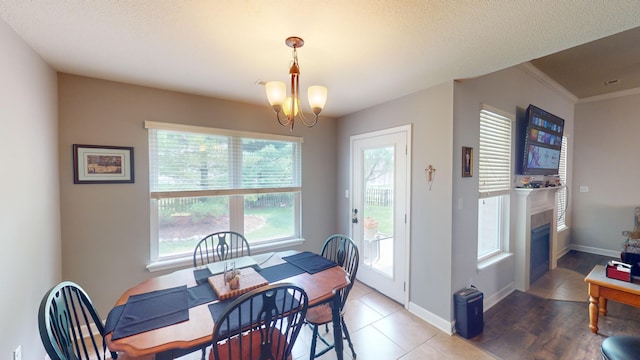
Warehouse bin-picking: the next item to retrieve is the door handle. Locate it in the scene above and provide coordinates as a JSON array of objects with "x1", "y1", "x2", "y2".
[{"x1": 352, "y1": 208, "x2": 358, "y2": 224}]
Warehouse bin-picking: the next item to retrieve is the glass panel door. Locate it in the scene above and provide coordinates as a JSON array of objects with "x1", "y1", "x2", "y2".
[{"x1": 351, "y1": 127, "x2": 409, "y2": 304}]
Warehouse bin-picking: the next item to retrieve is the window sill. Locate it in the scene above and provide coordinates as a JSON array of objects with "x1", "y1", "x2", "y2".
[
  {"x1": 477, "y1": 252, "x2": 513, "y2": 270},
  {"x1": 146, "y1": 237, "x2": 306, "y2": 272}
]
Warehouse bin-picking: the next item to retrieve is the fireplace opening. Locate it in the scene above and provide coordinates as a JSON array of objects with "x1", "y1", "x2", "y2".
[{"x1": 530, "y1": 223, "x2": 550, "y2": 285}]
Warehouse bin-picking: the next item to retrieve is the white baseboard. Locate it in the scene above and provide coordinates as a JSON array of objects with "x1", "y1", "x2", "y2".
[
  {"x1": 556, "y1": 245, "x2": 571, "y2": 260},
  {"x1": 407, "y1": 281, "x2": 515, "y2": 337},
  {"x1": 483, "y1": 281, "x2": 516, "y2": 311},
  {"x1": 407, "y1": 301, "x2": 455, "y2": 335},
  {"x1": 404, "y1": 246, "x2": 614, "y2": 340},
  {"x1": 570, "y1": 244, "x2": 620, "y2": 258}
]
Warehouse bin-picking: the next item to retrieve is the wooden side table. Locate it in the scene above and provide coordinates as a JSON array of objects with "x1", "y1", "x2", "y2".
[{"x1": 584, "y1": 265, "x2": 640, "y2": 333}]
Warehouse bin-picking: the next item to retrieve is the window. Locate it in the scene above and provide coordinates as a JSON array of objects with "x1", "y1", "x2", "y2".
[
  {"x1": 478, "y1": 106, "x2": 512, "y2": 262},
  {"x1": 556, "y1": 136, "x2": 568, "y2": 230},
  {"x1": 146, "y1": 121, "x2": 303, "y2": 264}
]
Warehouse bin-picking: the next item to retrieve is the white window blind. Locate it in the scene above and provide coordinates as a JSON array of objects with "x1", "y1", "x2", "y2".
[
  {"x1": 556, "y1": 136, "x2": 568, "y2": 229},
  {"x1": 479, "y1": 108, "x2": 512, "y2": 197},
  {"x1": 146, "y1": 121, "x2": 302, "y2": 198}
]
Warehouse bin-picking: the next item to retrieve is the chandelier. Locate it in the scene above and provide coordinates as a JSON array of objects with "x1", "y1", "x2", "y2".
[{"x1": 265, "y1": 36, "x2": 328, "y2": 131}]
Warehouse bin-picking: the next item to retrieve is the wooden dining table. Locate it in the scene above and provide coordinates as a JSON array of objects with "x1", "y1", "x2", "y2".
[{"x1": 105, "y1": 251, "x2": 350, "y2": 360}]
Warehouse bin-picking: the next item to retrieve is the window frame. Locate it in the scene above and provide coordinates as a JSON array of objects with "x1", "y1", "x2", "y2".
[
  {"x1": 477, "y1": 194, "x2": 510, "y2": 262},
  {"x1": 145, "y1": 121, "x2": 305, "y2": 270},
  {"x1": 556, "y1": 135, "x2": 568, "y2": 230},
  {"x1": 477, "y1": 105, "x2": 513, "y2": 263}
]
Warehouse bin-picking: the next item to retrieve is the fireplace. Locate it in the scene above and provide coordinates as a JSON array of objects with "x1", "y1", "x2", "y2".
[
  {"x1": 530, "y1": 223, "x2": 550, "y2": 284},
  {"x1": 513, "y1": 187, "x2": 561, "y2": 291}
]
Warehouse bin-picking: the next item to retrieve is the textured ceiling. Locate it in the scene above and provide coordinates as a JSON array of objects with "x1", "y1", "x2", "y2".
[{"x1": 1, "y1": 1, "x2": 640, "y2": 117}]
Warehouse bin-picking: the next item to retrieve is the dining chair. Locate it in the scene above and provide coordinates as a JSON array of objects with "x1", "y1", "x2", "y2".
[
  {"x1": 601, "y1": 335, "x2": 640, "y2": 360},
  {"x1": 193, "y1": 230, "x2": 251, "y2": 359},
  {"x1": 306, "y1": 234, "x2": 359, "y2": 359},
  {"x1": 210, "y1": 283, "x2": 309, "y2": 360},
  {"x1": 38, "y1": 280, "x2": 119, "y2": 360},
  {"x1": 193, "y1": 231, "x2": 251, "y2": 267}
]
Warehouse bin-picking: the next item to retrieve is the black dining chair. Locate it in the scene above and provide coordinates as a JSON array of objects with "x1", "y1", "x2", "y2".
[
  {"x1": 193, "y1": 231, "x2": 251, "y2": 267},
  {"x1": 194, "y1": 230, "x2": 251, "y2": 359},
  {"x1": 210, "y1": 283, "x2": 309, "y2": 360},
  {"x1": 38, "y1": 281, "x2": 119, "y2": 360},
  {"x1": 306, "y1": 234, "x2": 359, "y2": 359}
]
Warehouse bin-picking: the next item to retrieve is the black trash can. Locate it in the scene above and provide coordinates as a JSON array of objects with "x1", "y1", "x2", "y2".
[{"x1": 454, "y1": 287, "x2": 484, "y2": 339}]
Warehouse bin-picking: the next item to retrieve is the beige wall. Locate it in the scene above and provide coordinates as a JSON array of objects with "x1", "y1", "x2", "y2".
[
  {"x1": 0, "y1": 20, "x2": 59, "y2": 360},
  {"x1": 573, "y1": 93, "x2": 640, "y2": 254},
  {"x1": 452, "y1": 65, "x2": 575, "y2": 308},
  {"x1": 58, "y1": 74, "x2": 338, "y2": 316},
  {"x1": 337, "y1": 82, "x2": 455, "y2": 325}
]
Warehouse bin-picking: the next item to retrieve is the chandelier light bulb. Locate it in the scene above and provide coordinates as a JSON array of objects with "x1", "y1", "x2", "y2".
[
  {"x1": 283, "y1": 97, "x2": 299, "y2": 117},
  {"x1": 264, "y1": 36, "x2": 327, "y2": 131},
  {"x1": 308, "y1": 85, "x2": 328, "y2": 115},
  {"x1": 265, "y1": 81, "x2": 286, "y2": 112}
]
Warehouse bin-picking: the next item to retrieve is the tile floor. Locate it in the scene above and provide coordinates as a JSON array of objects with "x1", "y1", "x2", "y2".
[
  {"x1": 180, "y1": 280, "x2": 496, "y2": 360},
  {"x1": 290, "y1": 281, "x2": 497, "y2": 360},
  {"x1": 181, "y1": 266, "x2": 588, "y2": 360}
]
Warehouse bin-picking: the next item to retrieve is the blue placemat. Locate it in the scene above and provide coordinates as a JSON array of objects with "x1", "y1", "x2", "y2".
[
  {"x1": 104, "y1": 305, "x2": 124, "y2": 334},
  {"x1": 107, "y1": 285, "x2": 189, "y2": 340},
  {"x1": 257, "y1": 262, "x2": 306, "y2": 282},
  {"x1": 282, "y1": 251, "x2": 338, "y2": 274},
  {"x1": 105, "y1": 283, "x2": 218, "y2": 339}
]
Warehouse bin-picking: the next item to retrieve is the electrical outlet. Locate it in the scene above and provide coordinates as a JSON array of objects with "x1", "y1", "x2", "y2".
[{"x1": 13, "y1": 345, "x2": 22, "y2": 360}]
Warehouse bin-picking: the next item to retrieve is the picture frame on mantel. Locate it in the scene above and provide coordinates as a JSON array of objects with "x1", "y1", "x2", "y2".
[
  {"x1": 462, "y1": 146, "x2": 473, "y2": 177},
  {"x1": 73, "y1": 144, "x2": 134, "y2": 184}
]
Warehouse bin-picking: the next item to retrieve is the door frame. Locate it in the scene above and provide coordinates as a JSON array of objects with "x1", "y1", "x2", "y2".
[{"x1": 349, "y1": 124, "x2": 412, "y2": 307}]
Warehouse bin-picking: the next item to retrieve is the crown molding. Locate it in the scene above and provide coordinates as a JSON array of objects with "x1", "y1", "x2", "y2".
[
  {"x1": 519, "y1": 62, "x2": 640, "y2": 105},
  {"x1": 577, "y1": 87, "x2": 640, "y2": 104},
  {"x1": 518, "y1": 63, "x2": 578, "y2": 104}
]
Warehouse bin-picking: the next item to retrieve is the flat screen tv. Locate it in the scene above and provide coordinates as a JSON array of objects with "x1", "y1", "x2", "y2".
[{"x1": 520, "y1": 105, "x2": 565, "y2": 176}]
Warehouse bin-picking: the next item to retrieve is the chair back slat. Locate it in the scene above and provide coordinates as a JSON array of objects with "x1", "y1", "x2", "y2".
[
  {"x1": 39, "y1": 281, "x2": 115, "y2": 360},
  {"x1": 320, "y1": 234, "x2": 360, "y2": 309},
  {"x1": 193, "y1": 231, "x2": 251, "y2": 267},
  {"x1": 211, "y1": 283, "x2": 308, "y2": 360}
]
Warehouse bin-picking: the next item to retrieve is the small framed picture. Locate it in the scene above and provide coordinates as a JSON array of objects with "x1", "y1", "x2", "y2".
[
  {"x1": 462, "y1": 146, "x2": 473, "y2": 177},
  {"x1": 73, "y1": 144, "x2": 134, "y2": 184}
]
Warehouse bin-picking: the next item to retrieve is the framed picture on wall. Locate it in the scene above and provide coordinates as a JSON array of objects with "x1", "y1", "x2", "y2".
[
  {"x1": 462, "y1": 146, "x2": 472, "y2": 177},
  {"x1": 73, "y1": 144, "x2": 134, "y2": 184}
]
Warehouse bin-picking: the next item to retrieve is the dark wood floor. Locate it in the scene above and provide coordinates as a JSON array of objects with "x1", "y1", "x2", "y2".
[{"x1": 466, "y1": 250, "x2": 640, "y2": 360}]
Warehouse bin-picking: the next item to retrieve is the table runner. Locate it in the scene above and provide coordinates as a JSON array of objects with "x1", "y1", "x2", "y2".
[
  {"x1": 256, "y1": 262, "x2": 305, "y2": 282},
  {"x1": 194, "y1": 268, "x2": 213, "y2": 284},
  {"x1": 188, "y1": 282, "x2": 218, "y2": 306}
]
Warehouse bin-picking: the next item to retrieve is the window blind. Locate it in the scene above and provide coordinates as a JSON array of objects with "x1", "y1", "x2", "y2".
[
  {"x1": 147, "y1": 122, "x2": 302, "y2": 197},
  {"x1": 478, "y1": 108, "x2": 512, "y2": 197},
  {"x1": 556, "y1": 136, "x2": 568, "y2": 229}
]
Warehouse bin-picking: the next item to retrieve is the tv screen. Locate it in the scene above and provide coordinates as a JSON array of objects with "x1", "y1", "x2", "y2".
[{"x1": 520, "y1": 105, "x2": 564, "y2": 176}]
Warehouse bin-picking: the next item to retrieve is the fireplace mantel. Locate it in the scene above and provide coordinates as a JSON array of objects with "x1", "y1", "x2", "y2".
[{"x1": 513, "y1": 186, "x2": 563, "y2": 291}]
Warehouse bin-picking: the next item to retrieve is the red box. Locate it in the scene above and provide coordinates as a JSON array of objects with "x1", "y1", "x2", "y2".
[{"x1": 606, "y1": 261, "x2": 632, "y2": 282}]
